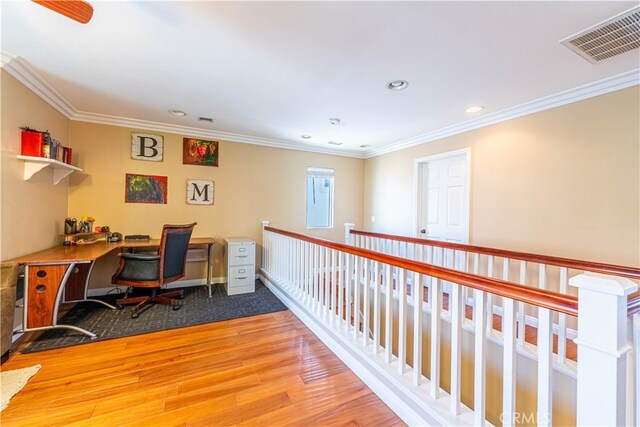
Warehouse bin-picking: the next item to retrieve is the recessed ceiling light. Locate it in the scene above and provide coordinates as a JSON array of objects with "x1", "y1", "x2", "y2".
[
  {"x1": 168, "y1": 109, "x2": 187, "y2": 116},
  {"x1": 465, "y1": 105, "x2": 485, "y2": 113},
  {"x1": 329, "y1": 118, "x2": 341, "y2": 125},
  {"x1": 300, "y1": 135, "x2": 312, "y2": 139},
  {"x1": 359, "y1": 144, "x2": 371, "y2": 148},
  {"x1": 328, "y1": 141, "x2": 343, "y2": 146},
  {"x1": 387, "y1": 80, "x2": 409, "y2": 91}
]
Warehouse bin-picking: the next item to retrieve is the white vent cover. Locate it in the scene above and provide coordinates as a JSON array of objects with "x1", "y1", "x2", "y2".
[{"x1": 560, "y1": 6, "x2": 640, "y2": 63}]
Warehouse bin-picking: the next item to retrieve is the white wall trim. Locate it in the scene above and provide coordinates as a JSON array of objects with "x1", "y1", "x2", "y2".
[
  {"x1": 86, "y1": 275, "x2": 234, "y2": 297},
  {"x1": 3, "y1": 50, "x2": 637, "y2": 161},
  {"x1": 367, "y1": 68, "x2": 640, "y2": 158}
]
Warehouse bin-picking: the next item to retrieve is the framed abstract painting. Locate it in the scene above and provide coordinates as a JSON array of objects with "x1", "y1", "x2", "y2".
[
  {"x1": 125, "y1": 173, "x2": 168, "y2": 204},
  {"x1": 183, "y1": 138, "x2": 219, "y2": 166}
]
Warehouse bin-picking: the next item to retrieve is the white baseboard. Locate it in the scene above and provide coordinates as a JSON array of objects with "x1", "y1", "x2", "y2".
[{"x1": 86, "y1": 276, "x2": 232, "y2": 297}]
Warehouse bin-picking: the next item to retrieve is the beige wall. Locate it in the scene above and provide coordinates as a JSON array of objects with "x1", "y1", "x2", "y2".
[
  {"x1": 1, "y1": 71, "x2": 70, "y2": 261},
  {"x1": 364, "y1": 86, "x2": 640, "y2": 267},
  {"x1": 68, "y1": 121, "x2": 364, "y2": 287}
]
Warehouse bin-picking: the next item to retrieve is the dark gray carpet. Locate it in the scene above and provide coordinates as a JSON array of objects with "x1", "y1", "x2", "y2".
[{"x1": 22, "y1": 280, "x2": 287, "y2": 353}]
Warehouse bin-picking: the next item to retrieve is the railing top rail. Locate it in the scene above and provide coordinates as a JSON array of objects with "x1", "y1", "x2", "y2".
[
  {"x1": 265, "y1": 226, "x2": 578, "y2": 317},
  {"x1": 350, "y1": 229, "x2": 640, "y2": 281}
]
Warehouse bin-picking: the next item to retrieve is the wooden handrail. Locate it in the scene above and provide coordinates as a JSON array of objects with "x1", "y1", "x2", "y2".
[
  {"x1": 350, "y1": 229, "x2": 640, "y2": 280},
  {"x1": 265, "y1": 226, "x2": 578, "y2": 317}
]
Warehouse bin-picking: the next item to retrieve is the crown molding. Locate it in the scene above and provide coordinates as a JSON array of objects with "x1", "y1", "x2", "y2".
[
  {"x1": 1, "y1": 51, "x2": 364, "y2": 159},
  {"x1": 72, "y1": 111, "x2": 366, "y2": 158},
  {"x1": 365, "y1": 68, "x2": 640, "y2": 158},
  {"x1": 1, "y1": 52, "x2": 76, "y2": 118},
  {"x1": 3, "y1": 51, "x2": 636, "y2": 161}
]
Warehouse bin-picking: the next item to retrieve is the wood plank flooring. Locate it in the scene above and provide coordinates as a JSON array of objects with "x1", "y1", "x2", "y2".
[{"x1": 0, "y1": 310, "x2": 404, "y2": 427}]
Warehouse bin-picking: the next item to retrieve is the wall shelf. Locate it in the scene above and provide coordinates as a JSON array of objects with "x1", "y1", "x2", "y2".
[{"x1": 18, "y1": 155, "x2": 82, "y2": 185}]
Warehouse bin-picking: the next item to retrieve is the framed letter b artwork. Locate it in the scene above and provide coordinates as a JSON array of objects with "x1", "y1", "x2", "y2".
[{"x1": 183, "y1": 138, "x2": 219, "y2": 167}]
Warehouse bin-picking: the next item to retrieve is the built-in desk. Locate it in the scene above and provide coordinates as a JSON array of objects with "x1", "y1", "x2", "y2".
[{"x1": 7, "y1": 237, "x2": 215, "y2": 338}]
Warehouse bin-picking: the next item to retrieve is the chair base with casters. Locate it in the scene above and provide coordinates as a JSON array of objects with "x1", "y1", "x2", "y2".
[
  {"x1": 111, "y1": 223, "x2": 196, "y2": 319},
  {"x1": 116, "y1": 287, "x2": 184, "y2": 318}
]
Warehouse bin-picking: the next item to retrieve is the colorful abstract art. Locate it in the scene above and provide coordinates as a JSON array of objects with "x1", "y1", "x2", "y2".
[
  {"x1": 125, "y1": 173, "x2": 168, "y2": 204},
  {"x1": 183, "y1": 138, "x2": 219, "y2": 167}
]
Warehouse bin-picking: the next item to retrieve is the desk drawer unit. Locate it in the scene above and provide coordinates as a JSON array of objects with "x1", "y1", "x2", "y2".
[{"x1": 224, "y1": 238, "x2": 256, "y2": 295}]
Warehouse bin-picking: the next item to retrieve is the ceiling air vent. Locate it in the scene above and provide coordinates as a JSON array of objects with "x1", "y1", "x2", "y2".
[{"x1": 560, "y1": 6, "x2": 640, "y2": 63}]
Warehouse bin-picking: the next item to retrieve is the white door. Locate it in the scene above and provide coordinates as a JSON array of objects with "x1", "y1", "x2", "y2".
[{"x1": 416, "y1": 150, "x2": 469, "y2": 244}]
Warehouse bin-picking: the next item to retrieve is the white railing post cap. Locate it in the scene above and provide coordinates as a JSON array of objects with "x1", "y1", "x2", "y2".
[
  {"x1": 261, "y1": 220, "x2": 271, "y2": 227},
  {"x1": 569, "y1": 272, "x2": 638, "y2": 296}
]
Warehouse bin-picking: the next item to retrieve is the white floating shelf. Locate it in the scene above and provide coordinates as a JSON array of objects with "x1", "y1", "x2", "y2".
[{"x1": 18, "y1": 155, "x2": 83, "y2": 185}]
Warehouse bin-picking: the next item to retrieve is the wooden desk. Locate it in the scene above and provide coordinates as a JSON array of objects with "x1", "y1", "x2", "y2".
[{"x1": 8, "y1": 237, "x2": 215, "y2": 338}]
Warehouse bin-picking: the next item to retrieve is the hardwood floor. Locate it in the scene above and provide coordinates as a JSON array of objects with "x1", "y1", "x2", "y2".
[{"x1": 0, "y1": 310, "x2": 404, "y2": 426}]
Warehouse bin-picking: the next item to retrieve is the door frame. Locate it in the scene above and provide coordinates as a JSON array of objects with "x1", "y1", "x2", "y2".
[{"x1": 412, "y1": 147, "x2": 471, "y2": 243}]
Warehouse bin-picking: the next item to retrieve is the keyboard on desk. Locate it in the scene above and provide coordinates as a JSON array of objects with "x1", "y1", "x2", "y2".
[{"x1": 124, "y1": 234, "x2": 151, "y2": 241}]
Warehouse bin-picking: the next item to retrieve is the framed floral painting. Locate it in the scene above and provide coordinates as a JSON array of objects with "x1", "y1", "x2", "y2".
[{"x1": 183, "y1": 138, "x2": 219, "y2": 166}]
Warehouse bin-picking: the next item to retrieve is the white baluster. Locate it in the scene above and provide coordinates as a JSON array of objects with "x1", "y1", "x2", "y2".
[
  {"x1": 363, "y1": 258, "x2": 370, "y2": 346},
  {"x1": 450, "y1": 281, "x2": 463, "y2": 415},
  {"x1": 486, "y1": 256, "x2": 494, "y2": 335},
  {"x1": 337, "y1": 250, "x2": 344, "y2": 327},
  {"x1": 537, "y1": 307, "x2": 553, "y2": 427},
  {"x1": 557, "y1": 267, "x2": 568, "y2": 364},
  {"x1": 502, "y1": 297, "x2": 517, "y2": 427},
  {"x1": 430, "y1": 277, "x2": 441, "y2": 397},
  {"x1": 324, "y1": 246, "x2": 330, "y2": 317},
  {"x1": 517, "y1": 261, "x2": 526, "y2": 347},
  {"x1": 398, "y1": 268, "x2": 407, "y2": 374},
  {"x1": 413, "y1": 271, "x2": 422, "y2": 386},
  {"x1": 330, "y1": 249, "x2": 337, "y2": 325},
  {"x1": 345, "y1": 253, "x2": 352, "y2": 333},
  {"x1": 353, "y1": 256, "x2": 360, "y2": 340},
  {"x1": 373, "y1": 260, "x2": 381, "y2": 354},
  {"x1": 474, "y1": 289, "x2": 487, "y2": 426},
  {"x1": 385, "y1": 262, "x2": 393, "y2": 364}
]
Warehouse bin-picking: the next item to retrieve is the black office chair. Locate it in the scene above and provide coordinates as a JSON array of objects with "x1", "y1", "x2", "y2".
[{"x1": 112, "y1": 223, "x2": 196, "y2": 318}]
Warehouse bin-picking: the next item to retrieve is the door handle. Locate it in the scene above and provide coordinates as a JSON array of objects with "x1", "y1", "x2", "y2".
[{"x1": 420, "y1": 229, "x2": 427, "y2": 234}]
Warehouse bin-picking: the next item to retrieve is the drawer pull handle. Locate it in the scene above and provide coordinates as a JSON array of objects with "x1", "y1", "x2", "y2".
[
  {"x1": 36, "y1": 284, "x2": 47, "y2": 293},
  {"x1": 237, "y1": 276, "x2": 247, "y2": 280},
  {"x1": 237, "y1": 255, "x2": 248, "y2": 258}
]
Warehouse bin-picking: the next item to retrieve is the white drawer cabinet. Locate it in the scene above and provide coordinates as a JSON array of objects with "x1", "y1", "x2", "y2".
[{"x1": 224, "y1": 237, "x2": 256, "y2": 295}]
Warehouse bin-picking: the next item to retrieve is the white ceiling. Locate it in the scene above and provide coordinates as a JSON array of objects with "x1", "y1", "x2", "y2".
[{"x1": 1, "y1": 1, "x2": 639, "y2": 158}]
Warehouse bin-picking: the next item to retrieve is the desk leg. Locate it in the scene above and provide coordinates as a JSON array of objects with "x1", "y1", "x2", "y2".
[
  {"x1": 63, "y1": 260, "x2": 117, "y2": 310},
  {"x1": 22, "y1": 263, "x2": 97, "y2": 339},
  {"x1": 207, "y1": 243, "x2": 213, "y2": 298}
]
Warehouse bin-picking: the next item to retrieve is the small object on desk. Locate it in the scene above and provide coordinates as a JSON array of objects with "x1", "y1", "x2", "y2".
[{"x1": 124, "y1": 234, "x2": 151, "y2": 241}]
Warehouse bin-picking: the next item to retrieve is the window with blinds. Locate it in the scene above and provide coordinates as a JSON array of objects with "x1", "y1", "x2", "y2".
[{"x1": 306, "y1": 167, "x2": 334, "y2": 229}]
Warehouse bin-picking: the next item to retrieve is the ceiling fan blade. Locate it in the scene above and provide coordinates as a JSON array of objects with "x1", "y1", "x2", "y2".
[{"x1": 32, "y1": 0, "x2": 94, "y2": 24}]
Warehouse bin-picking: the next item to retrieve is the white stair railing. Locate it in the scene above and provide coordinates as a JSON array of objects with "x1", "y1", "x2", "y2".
[
  {"x1": 345, "y1": 226, "x2": 640, "y2": 371},
  {"x1": 259, "y1": 222, "x2": 626, "y2": 426}
]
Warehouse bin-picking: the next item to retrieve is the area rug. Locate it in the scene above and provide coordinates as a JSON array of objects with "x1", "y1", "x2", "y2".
[
  {"x1": 1, "y1": 365, "x2": 41, "y2": 411},
  {"x1": 22, "y1": 280, "x2": 286, "y2": 353}
]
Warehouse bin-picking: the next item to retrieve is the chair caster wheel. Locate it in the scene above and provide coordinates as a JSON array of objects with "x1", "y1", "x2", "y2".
[
  {"x1": 173, "y1": 305, "x2": 181, "y2": 311},
  {"x1": 131, "y1": 312, "x2": 140, "y2": 319}
]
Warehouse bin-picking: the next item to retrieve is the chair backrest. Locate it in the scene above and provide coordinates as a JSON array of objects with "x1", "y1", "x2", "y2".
[{"x1": 158, "y1": 222, "x2": 197, "y2": 285}]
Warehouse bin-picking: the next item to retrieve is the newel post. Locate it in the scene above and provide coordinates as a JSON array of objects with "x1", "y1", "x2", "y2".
[
  {"x1": 570, "y1": 272, "x2": 637, "y2": 426},
  {"x1": 344, "y1": 223, "x2": 355, "y2": 245},
  {"x1": 261, "y1": 220, "x2": 270, "y2": 271}
]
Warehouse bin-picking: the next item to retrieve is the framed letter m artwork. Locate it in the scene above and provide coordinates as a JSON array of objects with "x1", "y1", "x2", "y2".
[{"x1": 187, "y1": 180, "x2": 214, "y2": 205}]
